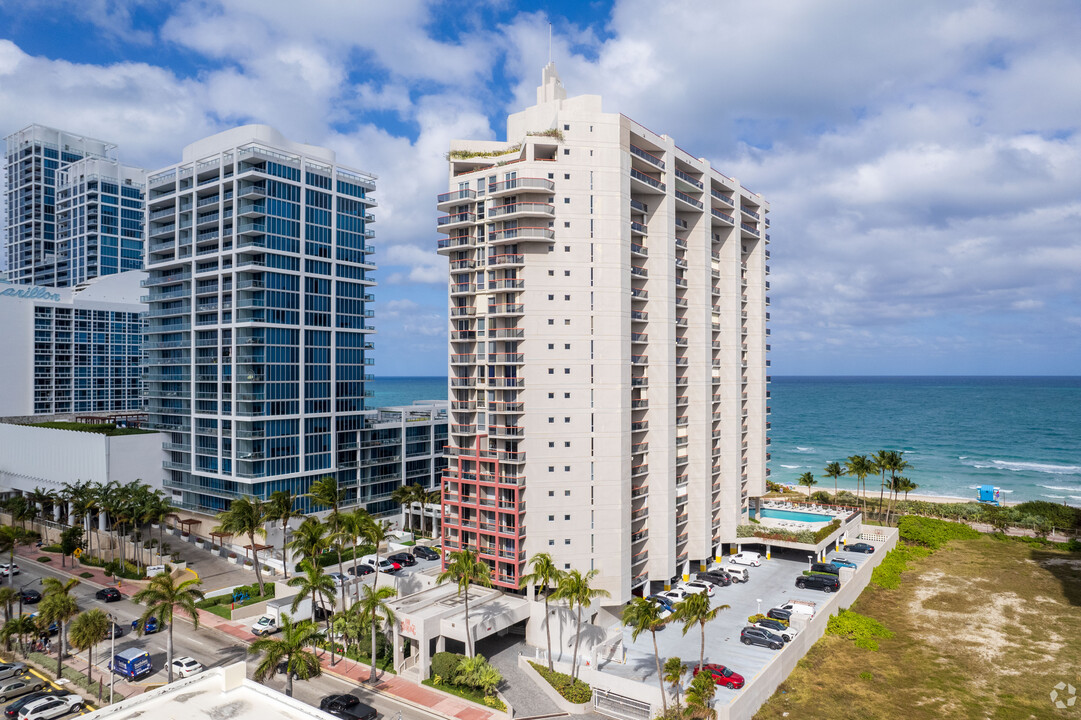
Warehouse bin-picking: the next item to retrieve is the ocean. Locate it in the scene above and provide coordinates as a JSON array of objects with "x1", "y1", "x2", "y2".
[{"x1": 369, "y1": 375, "x2": 1081, "y2": 506}]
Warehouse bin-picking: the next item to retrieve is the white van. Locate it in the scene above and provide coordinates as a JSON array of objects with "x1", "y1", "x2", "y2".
[{"x1": 730, "y1": 551, "x2": 762, "y2": 567}]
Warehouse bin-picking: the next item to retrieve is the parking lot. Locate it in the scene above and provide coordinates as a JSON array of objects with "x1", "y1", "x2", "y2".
[{"x1": 605, "y1": 543, "x2": 880, "y2": 706}]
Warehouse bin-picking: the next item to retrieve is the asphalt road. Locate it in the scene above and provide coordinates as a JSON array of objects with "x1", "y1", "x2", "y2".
[{"x1": 4, "y1": 561, "x2": 433, "y2": 720}]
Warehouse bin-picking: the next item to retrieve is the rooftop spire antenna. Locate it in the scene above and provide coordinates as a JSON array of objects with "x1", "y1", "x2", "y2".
[{"x1": 548, "y1": 21, "x2": 552, "y2": 64}]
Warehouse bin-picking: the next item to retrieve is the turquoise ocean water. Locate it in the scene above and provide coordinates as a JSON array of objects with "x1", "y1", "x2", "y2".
[{"x1": 371, "y1": 376, "x2": 1081, "y2": 506}]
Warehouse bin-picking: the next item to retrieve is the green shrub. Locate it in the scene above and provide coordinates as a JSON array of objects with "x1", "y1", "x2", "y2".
[
  {"x1": 898, "y1": 516, "x2": 980, "y2": 549},
  {"x1": 826, "y1": 609, "x2": 894, "y2": 651},
  {"x1": 871, "y1": 544, "x2": 931, "y2": 589},
  {"x1": 431, "y1": 651, "x2": 465, "y2": 681},
  {"x1": 859, "y1": 671, "x2": 874, "y2": 681},
  {"x1": 41, "y1": 544, "x2": 63, "y2": 553},
  {"x1": 529, "y1": 661, "x2": 592, "y2": 703},
  {"x1": 37, "y1": 557, "x2": 51, "y2": 563},
  {"x1": 103, "y1": 559, "x2": 141, "y2": 580},
  {"x1": 747, "y1": 613, "x2": 786, "y2": 626},
  {"x1": 79, "y1": 572, "x2": 93, "y2": 579}
]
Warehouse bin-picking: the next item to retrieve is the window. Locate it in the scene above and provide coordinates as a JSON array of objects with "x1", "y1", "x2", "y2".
[
  {"x1": 564, "y1": 294, "x2": 570, "y2": 300},
  {"x1": 548, "y1": 294, "x2": 554, "y2": 300},
  {"x1": 549, "y1": 490, "x2": 555, "y2": 496},
  {"x1": 549, "y1": 539, "x2": 555, "y2": 546},
  {"x1": 565, "y1": 539, "x2": 571, "y2": 545},
  {"x1": 564, "y1": 222, "x2": 571, "y2": 228},
  {"x1": 548, "y1": 173, "x2": 554, "y2": 179},
  {"x1": 548, "y1": 417, "x2": 554, "y2": 423},
  {"x1": 548, "y1": 441, "x2": 555, "y2": 447},
  {"x1": 563, "y1": 149, "x2": 570, "y2": 155},
  {"x1": 565, "y1": 441, "x2": 571, "y2": 447},
  {"x1": 564, "y1": 270, "x2": 570, "y2": 276},
  {"x1": 563, "y1": 124, "x2": 570, "y2": 131},
  {"x1": 565, "y1": 245, "x2": 571, "y2": 252},
  {"x1": 564, "y1": 466, "x2": 570, "y2": 471},
  {"x1": 564, "y1": 392, "x2": 570, "y2": 398},
  {"x1": 548, "y1": 343, "x2": 554, "y2": 349},
  {"x1": 564, "y1": 197, "x2": 570, "y2": 204},
  {"x1": 564, "y1": 344, "x2": 570, "y2": 349},
  {"x1": 564, "y1": 319, "x2": 571, "y2": 325},
  {"x1": 548, "y1": 319, "x2": 554, "y2": 325},
  {"x1": 565, "y1": 490, "x2": 571, "y2": 496},
  {"x1": 564, "y1": 417, "x2": 571, "y2": 423},
  {"x1": 548, "y1": 392, "x2": 554, "y2": 398},
  {"x1": 564, "y1": 514, "x2": 570, "y2": 520},
  {"x1": 549, "y1": 466, "x2": 554, "y2": 472},
  {"x1": 564, "y1": 173, "x2": 570, "y2": 180},
  {"x1": 548, "y1": 368, "x2": 554, "y2": 374},
  {"x1": 564, "y1": 563, "x2": 571, "y2": 569},
  {"x1": 548, "y1": 515, "x2": 554, "y2": 521},
  {"x1": 564, "y1": 368, "x2": 570, "y2": 374},
  {"x1": 548, "y1": 270, "x2": 554, "y2": 276}
]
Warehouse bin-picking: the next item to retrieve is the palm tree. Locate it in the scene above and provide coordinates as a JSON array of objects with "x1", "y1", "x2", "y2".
[
  {"x1": 249, "y1": 614, "x2": 323, "y2": 697},
  {"x1": 436, "y1": 549, "x2": 492, "y2": 658},
  {"x1": 554, "y1": 568, "x2": 610, "y2": 681},
  {"x1": 391, "y1": 485, "x2": 416, "y2": 534},
  {"x1": 796, "y1": 471, "x2": 817, "y2": 497},
  {"x1": 3, "y1": 496, "x2": 31, "y2": 532},
  {"x1": 872, "y1": 450, "x2": 893, "y2": 519},
  {"x1": 306, "y1": 477, "x2": 349, "y2": 605},
  {"x1": 664, "y1": 656, "x2": 686, "y2": 711},
  {"x1": 621, "y1": 597, "x2": 668, "y2": 716},
  {"x1": 0, "y1": 587, "x2": 16, "y2": 626},
  {"x1": 132, "y1": 571, "x2": 204, "y2": 683},
  {"x1": 288, "y1": 517, "x2": 331, "y2": 571},
  {"x1": 39, "y1": 577, "x2": 80, "y2": 679},
  {"x1": 266, "y1": 490, "x2": 303, "y2": 580},
  {"x1": 844, "y1": 455, "x2": 873, "y2": 511},
  {"x1": 0, "y1": 526, "x2": 23, "y2": 587},
  {"x1": 288, "y1": 560, "x2": 336, "y2": 631},
  {"x1": 671, "y1": 593, "x2": 729, "y2": 673},
  {"x1": 4, "y1": 616, "x2": 36, "y2": 658},
  {"x1": 68, "y1": 609, "x2": 109, "y2": 701},
  {"x1": 897, "y1": 477, "x2": 918, "y2": 502},
  {"x1": 685, "y1": 668, "x2": 718, "y2": 719},
  {"x1": 342, "y1": 509, "x2": 372, "y2": 596},
  {"x1": 354, "y1": 583, "x2": 397, "y2": 683},
  {"x1": 823, "y1": 461, "x2": 845, "y2": 496},
  {"x1": 361, "y1": 516, "x2": 392, "y2": 583},
  {"x1": 214, "y1": 495, "x2": 269, "y2": 596},
  {"x1": 884, "y1": 451, "x2": 911, "y2": 526},
  {"x1": 520, "y1": 553, "x2": 563, "y2": 671}
]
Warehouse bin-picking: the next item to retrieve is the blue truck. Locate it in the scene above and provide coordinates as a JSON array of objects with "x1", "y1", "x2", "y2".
[{"x1": 109, "y1": 648, "x2": 153, "y2": 680}]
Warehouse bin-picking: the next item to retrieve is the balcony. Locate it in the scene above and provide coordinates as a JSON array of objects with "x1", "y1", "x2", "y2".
[
  {"x1": 488, "y1": 226, "x2": 554, "y2": 244},
  {"x1": 488, "y1": 253, "x2": 524, "y2": 267},
  {"x1": 630, "y1": 221, "x2": 647, "y2": 236},
  {"x1": 488, "y1": 177, "x2": 555, "y2": 195},
  {"x1": 711, "y1": 189, "x2": 734, "y2": 207},
  {"x1": 487, "y1": 303, "x2": 524, "y2": 316},
  {"x1": 437, "y1": 188, "x2": 478, "y2": 207},
  {"x1": 488, "y1": 202, "x2": 555, "y2": 219},
  {"x1": 631, "y1": 355, "x2": 648, "y2": 365},
  {"x1": 711, "y1": 209, "x2": 735, "y2": 225},
  {"x1": 630, "y1": 168, "x2": 665, "y2": 193},
  {"x1": 741, "y1": 222, "x2": 760, "y2": 237},
  {"x1": 436, "y1": 212, "x2": 476, "y2": 230},
  {"x1": 674, "y1": 168, "x2": 704, "y2": 190},
  {"x1": 437, "y1": 235, "x2": 474, "y2": 251},
  {"x1": 488, "y1": 278, "x2": 524, "y2": 291},
  {"x1": 630, "y1": 242, "x2": 648, "y2": 257},
  {"x1": 629, "y1": 144, "x2": 665, "y2": 169},
  {"x1": 488, "y1": 353, "x2": 524, "y2": 364},
  {"x1": 674, "y1": 190, "x2": 703, "y2": 209}
]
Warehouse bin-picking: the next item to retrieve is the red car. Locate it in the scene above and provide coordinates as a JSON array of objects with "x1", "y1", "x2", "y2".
[{"x1": 692, "y1": 663, "x2": 745, "y2": 690}]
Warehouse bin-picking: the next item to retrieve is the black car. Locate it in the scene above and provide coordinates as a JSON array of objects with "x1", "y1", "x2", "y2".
[
  {"x1": 96, "y1": 587, "x2": 122, "y2": 602},
  {"x1": 754, "y1": 617, "x2": 795, "y2": 642},
  {"x1": 808, "y1": 563, "x2": 840, "y2": 576},
  {"x1": 845, "y1": 542, "x2": 875, "y2": 554},
  {"x1": 387, "y1": 552, "x2": 416, "y2": 567},
  {"x1": 413, "y1": 546, "x2": 440, "y2": 561},
  {"x1": 103, "y1": 623, "x2": 124, "y2": 640},
  {"x1": 696, "y1": 571, "x2": 731, "y2": 587},
  {"x1": 796, "y1": 573, "x2": 840, "y2": 593},
  {"x1": 17, "y1": 589, "x2": 40, "y2": 605},
  {"x1": 740, "y1": 626, "x2": 784, "y2": 650},
  {"x1": 319, "y1": 694, "x2": 377, "y2": 720},
  {"x1": 3, "y1": 689, "x2": 57, "y2": 718},
  {"x1": 767, "y1": 607, "x2": 794, "y2": 623},
  {"x1": 347, "y1": 564, "x2": 374, "y2": 577}
]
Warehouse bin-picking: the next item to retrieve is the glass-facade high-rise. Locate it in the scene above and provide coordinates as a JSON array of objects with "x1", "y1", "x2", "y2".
[
  {"x1": 4, "y1": 125, "x2": 145, "y2": 287},
  {"x1": 57, "y1": 157, "x2": 146, "y2": 285},
  {"x1": 143, "y1": 126, "x2": 376, "y2": 514}
]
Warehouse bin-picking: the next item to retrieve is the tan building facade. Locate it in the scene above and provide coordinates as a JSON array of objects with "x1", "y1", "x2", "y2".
[{"x1": 437, "y1": 65, "x2": 770, "y2": 603}]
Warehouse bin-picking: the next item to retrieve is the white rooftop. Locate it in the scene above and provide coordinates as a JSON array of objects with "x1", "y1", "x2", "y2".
[{"x1": 83, "y1": 663, "x2": 336, "y2": 720}]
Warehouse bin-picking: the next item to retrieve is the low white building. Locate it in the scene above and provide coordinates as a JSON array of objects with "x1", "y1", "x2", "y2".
[
  {"x1": 82, "y1": 662, "x2": 337, "y2": 720},
  {"x1": 0, "y1": 269, "x2": 146, "y2": 417}
]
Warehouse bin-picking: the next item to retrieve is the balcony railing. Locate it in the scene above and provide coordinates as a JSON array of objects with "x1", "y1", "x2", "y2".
[
  {"x1": 629, "y1": 144, "x2": 665, "y2": 169},
  {"x1": 675, "y1": 190, "x2": 703, "y2": 209},
  {"x1": 630, "y1": 168, "x2": 665, "y2": 191},
  {"x1": 674, "y1": 168, "x2": 704, "y2": 189},
  {"x1": 437, "y1": 188, "x2": 477, "y2": 204},
  {"x1": 712, "y1": 209, "x2": 735, "y2": 224}
]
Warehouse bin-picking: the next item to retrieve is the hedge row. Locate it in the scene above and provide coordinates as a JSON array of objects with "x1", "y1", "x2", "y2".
[{"x1": 529, "y1": 661, "x2": 592, "y2": 704}]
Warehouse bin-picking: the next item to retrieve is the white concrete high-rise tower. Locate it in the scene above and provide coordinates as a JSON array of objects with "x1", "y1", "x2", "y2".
[{"x1": 437, "y1": 65, "x2": 771, "y2": 603}]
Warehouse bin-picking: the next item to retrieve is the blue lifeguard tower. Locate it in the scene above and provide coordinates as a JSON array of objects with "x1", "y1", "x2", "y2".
[{"x1": 977, "y1": 485, "x2": 1001, "y2": 506}]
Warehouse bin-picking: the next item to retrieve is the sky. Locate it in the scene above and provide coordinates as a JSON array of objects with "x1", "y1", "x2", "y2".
[{"x1": 1, "y1": 0, "x2": 1079, "y2": 376}]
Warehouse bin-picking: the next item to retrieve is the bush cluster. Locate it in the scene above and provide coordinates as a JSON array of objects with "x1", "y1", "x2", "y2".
[
  {"x1": 735, "y1": 519, "x2": 841, "y2": 545},
  {"x1": 870, "y1": 544, "x2": 931, "y2": 590},
  {"x1": 747, "y1": 613, "x2": 787, "y2": 626},
  {"x1": 826, "y1": 609, "x2": 894, "y2": 651},
  {"x1": 431, "y1": 652, "x2": 465, "y2": 681},
  {"x1": 529, "y1": 662, "x2": 592, "y2": 704},
  {"x1": 898, "y1": 516, "x2": 980, "y2": 549},
  {"x1": 196, "y1": 583, "x2": 275, "y2": 609}
]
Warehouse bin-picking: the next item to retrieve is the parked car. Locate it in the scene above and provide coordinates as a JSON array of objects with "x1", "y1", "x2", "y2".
[
  {"x1": 413, "y1": 546, "x2": 440, "y2": 561},
  {"x1": 251, "y1": 615, "x2": 280, "y2": 636},
  {"x1": 845, "y1": 542, "x2": 875, "y2": 554},
  {"x1": 796, "y1": 573, "x2": 840, "y2": 593},
  {"x1": 318, "y1": 695, "x2": 377, "y2": 720},
  {"x1": 769, "y1": 600, "x2": 817, "y2": 623},
  {"x1": 346, "y1": 565, "x2": 374, "y2": 577},
  {"x1": 327, "y1": 572, "x2": 348, "y2": 587},
  {"x1": 131, "y1": 617, "x2": 160, "y2": 634},
  {"x1": 103, "y1": 623, "x2": 124, "y2": 640},
  {"x1": 16, "y1": 694, "x2": 83, "y2": 720},
  {"x1": 808, "y1": 562, "x2": 840, "y2": 576},
  {"x1": 95, "y1": 588, "x2": 121, "y2": 602},
  {"x1": 0, "y1": 678, "x2": 44, "y2": 704},
  {"x1": 679, "y1": 581, "x2": 714, "y2": 597},
  {"x1": 388, "y1": 552, "x2": 416, "y2": 567},
  {"x1": 725, "y1": 566, "x2": 750, "y2": 583},
  {"x1": 656, "y1": 589, "x2": 688, "y2": 603},
  {"x1": 170, "y1": 657, "x2": 204, "y2": 678},
  {"x1": 0, "y1": 565, "x2": 19, "y2": 578},
  {"x1": 753, "y1": 618, "x2": 798, "y2": 642},
  {"x1": 647, "y1": 595, "x2": 675, "y2": 613},
  {"x1": 696, "y1": 571, "x2": 731, "y2": 587},
  {"x1": 4, "y1": 690, "x2": 58, "y2": 719},
  {"x1": 0, "y1": 666, "x2": 26, "y2": 683},
  {"x1": 730, "y1": 552, "x2": 761, "y2": 567},
  {"x1": 692, "y1": 663, "x2": 745, "y2": 690},
  {"x1": 26, "y1": 616, "x2": 56, "y2": 636},
  {"x1": 16, "y1": 590, "x2": 39, "y2": 605},
  {"x1": 360, "y1": 556, "x2": 401, "y2": 573},
  {"x1": 828, "y1": 557, "x2": 857, "y2": 569},
  {"x1": 740, "y1": 626, "x2": 784, "y2": 650}
]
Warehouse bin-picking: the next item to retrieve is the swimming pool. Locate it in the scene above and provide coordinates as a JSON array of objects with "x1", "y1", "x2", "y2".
[{"x1": 750, "y1": 507, "x2": 835, "y2": 524}]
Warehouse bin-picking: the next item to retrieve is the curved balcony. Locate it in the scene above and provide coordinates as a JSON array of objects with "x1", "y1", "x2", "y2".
[
  {"x1": 488, "y1": 202, "x2": 555, "y2": 219},
  {"x1": 487, "y1": 177, "x2": 555, "y2": 196},
  {"x1": 437, "y1": 188, "x2": 478, "y2": 208},
  {"x1": 487, "y1": 303, "x2": 524, "y2": 317},
  {"x1": 437, "y1": 212, "x2": 476, "y2": 232},
  {"x1": 437, "y1": 235, "x2": 475, "y2": 253},
  {"x1": 489, "y1": 226, "x2": 554, "y2": 245},
  {"x1": 488, "y1": 254, "x2": 524, "y2": 267}
]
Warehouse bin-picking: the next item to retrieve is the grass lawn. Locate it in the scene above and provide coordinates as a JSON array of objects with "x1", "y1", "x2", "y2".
[
  {"x1": 755, "y1": 535, "x2": 1081, "y2": 719},
  {"x1": 422, "y1": 678, "x2": 504, "y2": 711}
]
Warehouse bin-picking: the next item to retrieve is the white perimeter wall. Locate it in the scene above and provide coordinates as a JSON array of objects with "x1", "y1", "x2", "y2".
[{"x1": 0, "y1": 424, "x2": 165, "y2": 495}]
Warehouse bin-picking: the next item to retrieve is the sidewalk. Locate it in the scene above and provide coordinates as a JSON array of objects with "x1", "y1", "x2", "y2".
[{"x1": 13, "y1": 545, "x2": 148, "y2": 598}]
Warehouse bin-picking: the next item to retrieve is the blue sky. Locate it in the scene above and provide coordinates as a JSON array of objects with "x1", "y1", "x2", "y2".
[{"x1": 2, "y1": 0, "x2": 1079, "y2": 376}]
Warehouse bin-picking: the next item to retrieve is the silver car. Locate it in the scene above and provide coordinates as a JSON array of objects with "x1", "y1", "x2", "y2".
[
  {"x1": 0, "y1": 677, "x2": 44, "y2": 703},
  {"x1": 0, "y1": 664, "x2": 28, "y2": 682}
]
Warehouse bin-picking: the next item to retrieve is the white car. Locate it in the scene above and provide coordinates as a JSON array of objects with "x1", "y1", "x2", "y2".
[
  {"x1": 679, "y1": 581, "x2": 714, "y2": 597},
  {"x1": 730, "y1": 551, "x2": 761, "y2": 567},
  {"x1": 18, "y1": 694, "x2": 84, "y2": 720},
  {"x1": 0, "y1": 563, "x2": 19, "y2": 577},
  {"x1": 657, "y1": 589, "x2": 688, "y2": 603},
  {"x1": 327, "y1": 572, "x2": 348, "y2": 587},
  {"x1": 171, "y1": 656, "x2": 204, "y2": 678}
]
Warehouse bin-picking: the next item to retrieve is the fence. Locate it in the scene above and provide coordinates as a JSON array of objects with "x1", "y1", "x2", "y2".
[{"x1": 592, "y1": 689, "x2": 652, "y2": 720}]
